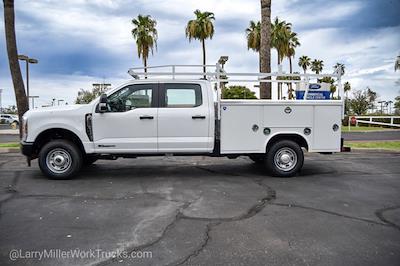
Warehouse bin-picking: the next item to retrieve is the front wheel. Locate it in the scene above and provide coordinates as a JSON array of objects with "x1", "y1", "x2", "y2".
[
  {"x1": 38, "y1": 140, "x2": 83, "y2": 179},
  {"x1": 265, "y1": 140, "x2": 304, "y2": 177}
]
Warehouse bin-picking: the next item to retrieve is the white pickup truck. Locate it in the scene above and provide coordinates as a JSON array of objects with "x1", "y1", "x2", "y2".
[{"x1": 20, "y1": 64, "x2": 344, "y2": 179}]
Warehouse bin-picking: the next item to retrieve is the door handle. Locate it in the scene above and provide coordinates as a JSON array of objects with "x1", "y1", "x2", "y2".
[
  {"x1": 192, "y1": 115, "x2": 206, "y2": 119},
  {"x1": 140, "y1": 115, "x2": 154, "y2": 120}
]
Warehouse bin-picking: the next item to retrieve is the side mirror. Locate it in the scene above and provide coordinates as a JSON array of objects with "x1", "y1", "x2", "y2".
[{"x1": 98, "y1": 94, "x2": 108, "y2": 113}]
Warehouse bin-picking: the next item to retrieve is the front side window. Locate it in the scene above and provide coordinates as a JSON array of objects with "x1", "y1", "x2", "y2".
[
  {"x1": 164, "y1": 84, "x2": 202, "y2": 108},
  {"x1": 107, "y1": 85, "x2": 153, "y2": 112}
]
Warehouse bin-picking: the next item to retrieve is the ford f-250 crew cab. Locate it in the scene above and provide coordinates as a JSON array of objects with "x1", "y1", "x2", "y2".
[{"x1": 20, "y1": 64, "x2": 344, "y2": 179}]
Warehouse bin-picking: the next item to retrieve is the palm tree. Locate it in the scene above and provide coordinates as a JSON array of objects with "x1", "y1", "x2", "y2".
[
  {"x1": 259, "y1": 0, "x2": 272, "y2": 99},
  {"x1": 311, "y1": 59, "x2": 324, "y2": 74},
  {"x1": 3, "y1": 0, "x2": 28, "y2": 137},
  {"x1": 395, "y1": 54, "x2": 400, "y2": 71},
  {"x1": 344, "y1": 81, "x2": 351, "y2": 97},
  {"x1": 131, "y1": 15, "x2": 158, "y2": 78},
  {"x1": 271, "y1": 17, "x2": 292, "y2": 68},
  {"x1": 186, "y1": 10, "x2": 215, "y2": 79},
  {"x1": 330, "y1": 84, "x2": 337, "y2": 98},
  {"x1": 286, "y1": 32, "x2": 300, "y2": 98},
  {"x1": 298, "y1": 55, "x2": 311, "y2": 74},
  {"x1": 246, "y1": 21, "x2": 261, "y2": 94},
  {"x1": 246, "y1": 20, "x2": 261, "y2": 52},
  {"x1": 287, "y1": 32, "x2": 300, "y2": 74},
  {"x1": 271, "y1": 17, "x2": 290, "y2": 99},
  {"x1": 334, "y1": 63, "x2": 345, "y2": 75}
]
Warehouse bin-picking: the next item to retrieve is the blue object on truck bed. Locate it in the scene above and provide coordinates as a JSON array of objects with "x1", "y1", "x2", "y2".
[{"x1": 296, "y1": 83, "x2": 330, "y2": 100}]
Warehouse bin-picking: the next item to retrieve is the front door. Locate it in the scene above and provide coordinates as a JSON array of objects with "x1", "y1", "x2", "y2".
[
  {"x1": 92, "y1": 83, "x2": 158, "y2": 153},
  {"x1": 157, "y1": 83, "x2": 211, "y2": 153}
]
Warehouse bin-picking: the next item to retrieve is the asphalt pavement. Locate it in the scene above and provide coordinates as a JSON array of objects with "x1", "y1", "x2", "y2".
[{"x1": 0, "y1": 152, "x2": 399, "y2": 265}]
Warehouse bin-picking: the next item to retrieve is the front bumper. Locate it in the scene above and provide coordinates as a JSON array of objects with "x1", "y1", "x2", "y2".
[{"x1": 20, "y1": 141, "x2": 34, "y2": 157}]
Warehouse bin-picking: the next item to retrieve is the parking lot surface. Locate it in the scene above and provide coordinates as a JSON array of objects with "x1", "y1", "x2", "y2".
[{"x1": 0, "y1": 152, "x2": 399, "y2": 265}]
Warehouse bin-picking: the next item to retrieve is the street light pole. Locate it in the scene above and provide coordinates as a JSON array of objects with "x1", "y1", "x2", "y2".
[
  {"x1": 378, "y1": 101, "x2": 385, "y2": 114},
  {"x1": 18, "y1": 55, "x2": 38, "y2": 109},
  {"x1": 0, "y1": 89, "x2": 2, "y2": 112}
]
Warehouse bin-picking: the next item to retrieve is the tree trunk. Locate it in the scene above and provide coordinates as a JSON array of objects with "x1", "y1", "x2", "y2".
[
  {"x1": 289, "y1": 56, "x2": 292, "y2": 99},
  {"x1": 3, "y1": 0, "x2": 28, "y2": 138},
  {"x1": 277, "y1": 56, "x2": 281, "y2": 100},
  {"x1": 260, "y1": 0, "x2": 272, "y2": 99},
  {"x1": 202, "y1": 39, "x2": 206, "y2": 79},
  {"x1": 144, "y1": 56, "x2": 147, "y2": 79}
]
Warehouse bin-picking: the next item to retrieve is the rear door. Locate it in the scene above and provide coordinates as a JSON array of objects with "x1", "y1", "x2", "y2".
[{"x1": 157, "y1": 83, "x2": 211, "y2": 152}]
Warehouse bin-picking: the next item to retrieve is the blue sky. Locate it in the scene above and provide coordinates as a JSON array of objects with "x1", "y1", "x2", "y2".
[{"x1": 0, "y1": 0, "x2": 399, "y2": 107}]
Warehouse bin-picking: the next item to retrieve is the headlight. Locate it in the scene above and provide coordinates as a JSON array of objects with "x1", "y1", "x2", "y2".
[{"x1": 22, "y1": 118, "x2": 28, "y2": 141}]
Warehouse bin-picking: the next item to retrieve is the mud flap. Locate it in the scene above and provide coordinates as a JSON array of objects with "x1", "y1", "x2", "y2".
[{"x1": 341, "y1": 137, "x2": 351, "y2": 152}]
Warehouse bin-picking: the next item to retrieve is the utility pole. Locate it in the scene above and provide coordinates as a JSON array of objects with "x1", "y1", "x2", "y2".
[
  {"x1": 218, "y1": 56, "x2": 229, "y2": 94},
  {"x1": 0, "y1": 89, "x2": 2, "y2": 112},
  {"x1": 29, "y1": 96, "x2": 39, "y2": 109},
  {"x1": 378, "y1": 101, "x2": 385, "y2": 114},
  {"x1": 18, "y1": 55, "x2": 38, "y2": 109},
  {"x1": 387, "y1": 101, "x2": 393, "y2": 114}
]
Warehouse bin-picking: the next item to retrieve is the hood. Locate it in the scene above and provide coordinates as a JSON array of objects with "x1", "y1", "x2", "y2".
[{"x1": 23, "y1": 104, "x2": 93, "y2": 119}]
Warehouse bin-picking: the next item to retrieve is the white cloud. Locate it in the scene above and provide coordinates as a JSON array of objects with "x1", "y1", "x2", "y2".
[{"x1": 1, "y1": 0, "x2": 399, "y2": 108}]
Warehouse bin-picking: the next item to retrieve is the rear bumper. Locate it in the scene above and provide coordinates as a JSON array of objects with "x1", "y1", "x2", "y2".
[{"x1": 20, "y1": 141, "x2": 34, "y2": 157}]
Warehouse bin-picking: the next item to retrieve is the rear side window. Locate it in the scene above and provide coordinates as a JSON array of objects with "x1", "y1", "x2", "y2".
[{"x1": 164, "y1": 84, "x2": 202, "y2": 108}]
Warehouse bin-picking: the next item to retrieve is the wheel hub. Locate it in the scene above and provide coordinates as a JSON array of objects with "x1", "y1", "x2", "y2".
[
  {"x1": 274, "y1": 147, "x2": 298, "y2": 172},
  {"x1": 280, "y1": 154, "x2": 291, "y2": 164},
  {"x1": 53, "y1": 155, "x2": 66, "y2": 166},
  {"x1": 46, "y1": 148, "x2": 72, "y2": 174}
]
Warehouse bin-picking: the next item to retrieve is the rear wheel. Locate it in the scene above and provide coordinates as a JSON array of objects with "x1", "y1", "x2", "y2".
[
  {"x1": 265, "y1": 140, "x2": 304, "y2": 177},
  {"x1": 38, "y1": 140, "x2": 83, "y2": 179}
]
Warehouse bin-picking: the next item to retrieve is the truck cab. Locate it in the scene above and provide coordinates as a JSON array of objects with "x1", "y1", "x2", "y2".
[{"x1": 92, "y1": 80, "x2": 215, "y2": 154}]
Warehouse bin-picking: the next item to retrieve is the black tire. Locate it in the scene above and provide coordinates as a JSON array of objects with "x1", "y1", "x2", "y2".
[
  {"x1": 249, "y1": 155, "x2": 264, "y2": 164},
  {"x1": 83, "y1": 155, "x2": 98, "y2": 166},
  {"x1": 38, "y1": 140, "x2": 83, "y2": 179},
  {"x1": 265, "y1": 140, "x2": 304, "y2": 177}
]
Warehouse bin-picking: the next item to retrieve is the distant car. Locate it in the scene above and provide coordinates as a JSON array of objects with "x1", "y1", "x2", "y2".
[{"x1": 0, "y1": 114, "x2": 19, "y2": 125}]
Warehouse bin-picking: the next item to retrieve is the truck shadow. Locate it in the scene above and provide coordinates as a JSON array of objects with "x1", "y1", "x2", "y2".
[{"x1": 73, "y1": 157, "x2": 339, "y2": 180}]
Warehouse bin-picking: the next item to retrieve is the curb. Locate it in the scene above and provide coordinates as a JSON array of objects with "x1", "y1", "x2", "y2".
[
  {"x1": 0, "y1": 130, "x2": 19, "y2": 135},
  {"x1": 0, "y1": 148, "x2": 20, "y2": 153}
]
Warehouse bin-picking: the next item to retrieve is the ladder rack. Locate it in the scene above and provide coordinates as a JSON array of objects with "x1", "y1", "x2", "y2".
[{"x1": 128, "y1": 63, "x2": 343, "y2": 101}]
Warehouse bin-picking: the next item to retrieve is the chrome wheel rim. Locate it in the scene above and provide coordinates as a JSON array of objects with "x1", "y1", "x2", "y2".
[
  {"x1": 46, "y1": 148, "x2": 72, "y2": 174},
  {"x1": 274, "y1": 147, "x2": 297, "y2": 172}
]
